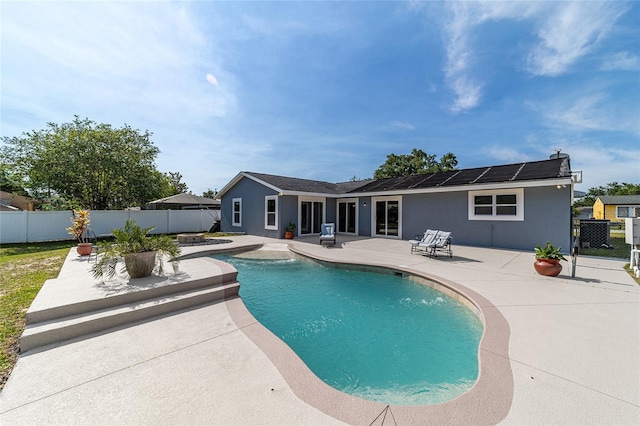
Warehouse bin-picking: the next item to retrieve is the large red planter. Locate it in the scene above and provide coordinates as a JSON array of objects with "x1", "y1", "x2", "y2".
[
  {"x1": 76, "y1": 243, "x2": 93, "y2": 256},
  {"x1": 534, "y1": 258, "x2": 562, "y2": 277}
]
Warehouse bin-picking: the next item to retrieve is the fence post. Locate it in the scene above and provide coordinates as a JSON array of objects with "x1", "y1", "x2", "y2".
[{"x1": 24, "y1": 211, "x2": 29, "y2": 243}]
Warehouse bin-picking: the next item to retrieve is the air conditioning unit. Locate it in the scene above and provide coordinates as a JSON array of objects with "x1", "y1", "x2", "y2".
[{"x1": 626, "y1": 218, "x2": 640, "y2": 245}]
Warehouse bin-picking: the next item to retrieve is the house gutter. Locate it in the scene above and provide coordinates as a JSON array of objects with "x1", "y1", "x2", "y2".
[{"x1": 276, "y1": 177, "x2": 574, "y2": 199}]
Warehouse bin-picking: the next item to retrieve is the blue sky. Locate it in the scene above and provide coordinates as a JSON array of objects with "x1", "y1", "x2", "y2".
[{"x1": 2, "y1": 1, "x2": 639, "y2": 195}]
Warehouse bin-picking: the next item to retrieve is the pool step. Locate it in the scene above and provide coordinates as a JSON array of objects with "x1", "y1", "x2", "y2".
[
  {"x1": 20, "y1": 283, "x2": 239, "y2": 353},
  {"x1": 21, "y1": 257, "x2": 239, "y2": 353}
]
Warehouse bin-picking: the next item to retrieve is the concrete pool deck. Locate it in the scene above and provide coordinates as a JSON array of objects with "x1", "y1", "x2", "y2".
[{"x1": 1, "y1": 235, "x2": 639, "y2": 425}]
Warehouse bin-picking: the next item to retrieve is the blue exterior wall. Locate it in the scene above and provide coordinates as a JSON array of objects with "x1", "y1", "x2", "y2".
[
  {"x1": 220, "y1": 177, "x2": 277, "y2": 237},
  {"x1": 325, "y1": 198, "x2": 337, "y2": 224},
  {"x1": 221, "y1": 176, "x2": 571, "y2": 251},
  {"x1": 220, "y1": 177, "x2": 318, "y2": 238},
  {"x1": 358, "y1": 197, "x2": 372, "y2": 236},
  {"x1": 402, "y1": 186, "x2": 571, "y2": 251},
  {"x1": 278, "y1": 195, "x2": 299, "y2": 237}
]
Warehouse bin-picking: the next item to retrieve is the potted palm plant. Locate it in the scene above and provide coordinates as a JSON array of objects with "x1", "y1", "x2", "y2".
[
  {"x1": 533, "y1": 241, "x2": 567, "y2": 277},
  {"x1": 67, "y1": 209, "x2": 92, "y2": 256},
  {"x1": 91, "y1": 219, "x2": 181, "y2": 279}
]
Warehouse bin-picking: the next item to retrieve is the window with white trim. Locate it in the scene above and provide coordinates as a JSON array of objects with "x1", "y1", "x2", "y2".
[
  {"x1": 265, "y1": 195, "x2": 278, "y2": 230},
  {"x1": 232, "y1": 198, "x2": 242, "y2": 227},
  {"x1": 617, "y1": 206, "x2": 640, "y2": 218},
  {"x1": 468, "y1": 189, "x2": 524, "y2": 221}
]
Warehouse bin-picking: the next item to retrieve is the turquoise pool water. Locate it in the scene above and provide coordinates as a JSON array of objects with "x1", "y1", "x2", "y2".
[{"x1": 216, "y1": 255, "x2": 483, "y2": 406}]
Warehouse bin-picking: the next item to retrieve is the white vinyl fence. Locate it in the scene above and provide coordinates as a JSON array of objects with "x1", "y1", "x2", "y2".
[{"x1": 0, "y1": 210, "x2": 221, "y2": 244}]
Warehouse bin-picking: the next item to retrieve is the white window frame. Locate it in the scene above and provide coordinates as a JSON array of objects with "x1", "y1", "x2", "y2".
[
  {"x1": 264, "y1": 195, "x2": 278, "y2": 230},
  {"x1": 616, "y1": 205, "x2": 640, "y2": 219},
  {"x1": 232, "y1": 198, "x2": 242, "y2": 227},
  {"x1": 371, "y1": 196, "x2": 402, "y2": 239},
  {"x1": 468, "y1": 188, "x2": 524, "y2": 221},
  {"x1": 336, "y1": 198, "x2": 359, "y2": 235},
  {"x1": 298, "y1": 196, "x2": 326, "y2": 235}
]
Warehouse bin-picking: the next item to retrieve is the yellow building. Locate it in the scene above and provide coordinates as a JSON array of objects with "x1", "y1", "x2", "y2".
[{"x1": 593, "y1": 195, "x2": 640, "y2": 222}]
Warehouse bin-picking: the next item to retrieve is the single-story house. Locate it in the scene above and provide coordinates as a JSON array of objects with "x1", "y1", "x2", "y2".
[
  {"x1": 147, "y1": 193, "x2": 221, "y2": 211},
  {"x1": 217, "y1": 157, "x2": 575, "y2": 251},
  {"x1": 593, "y1": 195, "x2": 640, "y2": 222},
  {"x1": 0, "y1": 190, "x2": 41, "y2": 211}
]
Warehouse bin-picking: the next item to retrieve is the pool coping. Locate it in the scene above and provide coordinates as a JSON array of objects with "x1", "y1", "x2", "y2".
[{"x1": 224, "y1": 243, "x2": 514, "y2": 425}]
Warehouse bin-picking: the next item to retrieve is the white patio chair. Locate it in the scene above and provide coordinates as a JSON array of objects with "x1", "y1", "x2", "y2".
[
  {"x1": 423, "y1": 231, "x2": 453, "y2": 258},
  {"x1": 319, "y1": 223, "x2": 336, "y2": 247},
  {"x1": 410, "y1": 229, "x2": 439, "y2": 254}
]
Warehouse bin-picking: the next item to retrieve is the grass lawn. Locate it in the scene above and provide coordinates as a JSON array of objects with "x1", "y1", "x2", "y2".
[
  {"x1": 0, "y1": 233, "x2": 238, "y2": 390},
  {"x1": 0, "y1": 241, "x2": 75, "y2": 390},
  {"x1": 576, "y1": 235, "x2": 629, "y2": 259}
]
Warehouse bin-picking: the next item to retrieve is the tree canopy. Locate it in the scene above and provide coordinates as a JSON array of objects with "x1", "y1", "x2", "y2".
[
  {"x1": 165, "y1": 172, "x2": 189, "y2": 196},
  {"x1": 0, "y1": 116, "x2": 177, "y2": 210},
  {"x1": 373, "y1": 149, "x2": 458, "y2": 179},
  {"x1": 202, "y1": 188, "x2": 218, "y2": 199},
  {"x1": 575, "y1": 182, "x2": 640, "y2": 206}
]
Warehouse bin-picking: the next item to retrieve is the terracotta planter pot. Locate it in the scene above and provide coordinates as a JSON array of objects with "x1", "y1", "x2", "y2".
[
  {"x1": 534, "y1": 258, "x2": 562, "y2": 277},
  {"x1": 76, "y1": 243, "x2": 93, "y2": 256},
  {"x1": 124, "y1": 251, "x2": 157, "y2": 278},
  {"x1": 284, "y1": 231, "x2": 294, "y2": 240}
]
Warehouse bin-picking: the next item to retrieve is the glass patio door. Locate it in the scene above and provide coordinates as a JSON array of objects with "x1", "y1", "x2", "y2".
[
  {"x1": 374, "y1": 199, "x2": 399, "y2": 237},
  {"x1": 338, "y1": 200, "x2": 357, "y2": 234},
  {"x1": 300, "y1": 200, "x2": 323, "y2": 235}
]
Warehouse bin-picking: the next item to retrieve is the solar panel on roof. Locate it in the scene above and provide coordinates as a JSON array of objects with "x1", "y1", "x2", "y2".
[
  {"x1": 475, "y1": 163, "x2": 524, "y2": 183},
  {"x1": 440, "y1": 168, "x2": 485, "y2": 186},
  {"x1": 515, "y1": 161, "x2": 561, "y2": 180}
]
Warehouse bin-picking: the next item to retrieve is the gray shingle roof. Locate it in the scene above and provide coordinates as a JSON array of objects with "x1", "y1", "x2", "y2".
[
  {"x1": 597, "y1": 195, "x2": 640, "y2": 205},
  {"x1": 245, "y1": 172, "x2": 371, "y2": 194},
  {"x1": 149, "y1": 193, "x2": 220, "y2": 205}
]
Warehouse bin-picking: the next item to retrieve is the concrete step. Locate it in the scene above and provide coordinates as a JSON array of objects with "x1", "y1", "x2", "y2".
[
  {"x1": 25, "y1": 259, "x2": 238, "y2": 324},
  {"x1": 21, "y1": 281, "x2": 239, "y2": 353}
]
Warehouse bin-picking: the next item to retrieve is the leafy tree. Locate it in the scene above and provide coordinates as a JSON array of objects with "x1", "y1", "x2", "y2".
[
  {"x1": 165, "y1": 172, "x2": 189, "y2": 195},
  {"x1": 0, "y1": 116, "x2": 170, "y2": 210},
  {"x1": 373, "y1": 149, "x2": 458, "y2": 179},
  {"x1": 575, "y1": 182, "x2": 640, "y2": 206},
  {"x1": 0, "y1": 165, "x2": 28, "y2": 196},
  {"x1": 202, "y1": 188, "x2": 218, "y2": 199}
]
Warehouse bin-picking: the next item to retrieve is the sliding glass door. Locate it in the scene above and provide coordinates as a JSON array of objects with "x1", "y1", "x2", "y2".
[
  {"x1": 300, "y1": 198, "x2": 324, "y2": 235},
  {"x1": 373, "y1": 197, "x2": 401, "y2": 238},
  {"x1": 337, "y1": 199, "x2": 357, "y2": 234}
]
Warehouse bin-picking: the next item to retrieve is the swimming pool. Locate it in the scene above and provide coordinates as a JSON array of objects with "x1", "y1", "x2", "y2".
[{"x1": 215, "y1": 254, "x2": 483, "y2": 406}]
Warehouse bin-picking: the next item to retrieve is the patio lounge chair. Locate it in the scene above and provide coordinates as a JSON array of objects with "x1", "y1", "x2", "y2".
[
  {"x1": 424, "y1": 231, "x2": 453, "y2": 258},
  {"x1": 410, "y1": 229, "x2": 439, "y2": 253},
  {"x1": 319, "y1": 223, "x2": 336, "y2": 247}
]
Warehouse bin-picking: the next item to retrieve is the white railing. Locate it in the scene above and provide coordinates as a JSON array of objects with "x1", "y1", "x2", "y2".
[{"x1": 0, "y1": 209, "x2": 221, "y2": 244}]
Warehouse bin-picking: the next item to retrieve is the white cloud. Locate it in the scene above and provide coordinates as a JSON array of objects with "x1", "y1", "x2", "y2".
[
  {"x1": 539, "y1": 92, "x2": 640, "y2": 135},
  {"x1": 601, "y1": 51, "x2": 640, "y2": 71},
  {"x1": 389, "y1": 120, "x2": 415, "y2": 130},
  {"x1": 438, "y1": 1, "x2": 628, "y2": 112},
  {"x1": 2, "y1": 1, "x2": 237, "y2": 129},
  {"x1": 488, "y1": 147, "x2": 535, "y2": 163},
  {"x1": 526, "y1": 2, "x2": 627, "y2": 76},
  {"x1": 206, "y1": 74, "x2": 219, "y2": 86},
  {"x1": 545, "y1": 140, "x2": 640, "y2": 190},
  {"x1": 441, "y1": 2, "x2": 538, "y2": 113}
]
